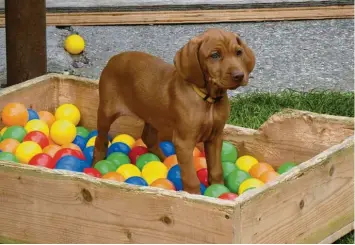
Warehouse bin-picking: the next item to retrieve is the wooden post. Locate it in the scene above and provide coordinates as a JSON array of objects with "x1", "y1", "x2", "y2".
[{"x1": 5, "y1": 0, "x2": 47, "y2": 87}]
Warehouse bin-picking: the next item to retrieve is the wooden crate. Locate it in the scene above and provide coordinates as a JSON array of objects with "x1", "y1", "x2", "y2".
[{"x1": 0, "y1": 73, "x2": 353, "y2": 244}]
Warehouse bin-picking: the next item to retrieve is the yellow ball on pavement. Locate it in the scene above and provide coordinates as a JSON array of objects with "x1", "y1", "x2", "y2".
[
  {"x1": 25, "y1": 119, "x2": 49, "y2": 136},
  {"x1": 238, "y1": 178, "x2": 264, "y2": 195},
  {"x1": 15, "y1": 141, "x2": 42, "y2": 164},
  {"x1": 236, "y1": 155, "x2": 259, "y2": 172},
  {"x1": 55, "y1": 103, "x2": 81, "y2": 126},
  {"x1": 64, "y1": 34, "x2": 85, "y2": 55},
  {"x1": 142, "y1": 161, "x2": 168, "y2": 185},
  {"x1": 116, "y1": 164, "x2": 141, "y2": 179},
  {"x1": 50, "y1": 120, "x2": 76, "y2": 146},
  {"x1": 86, "y1": 136, "x2": 111, "y2": 148},
  {"x1": 112, "y1": 134, "x2": 135, "y2": 148}
]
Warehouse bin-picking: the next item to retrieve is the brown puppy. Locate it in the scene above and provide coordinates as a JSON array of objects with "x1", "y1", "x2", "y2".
[{"x1": 93, "y1": 28, "x2": 255, "y2": 194}]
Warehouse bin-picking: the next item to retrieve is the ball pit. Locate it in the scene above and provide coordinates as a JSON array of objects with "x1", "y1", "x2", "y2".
[{"x1": 0, "y1": 102, "x2": 298, "y2": 199}]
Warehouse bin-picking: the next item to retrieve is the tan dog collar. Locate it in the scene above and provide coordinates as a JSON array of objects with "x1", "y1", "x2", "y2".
[{"x1": 191, "y1": 84, "x2": 223, "y2": 103}]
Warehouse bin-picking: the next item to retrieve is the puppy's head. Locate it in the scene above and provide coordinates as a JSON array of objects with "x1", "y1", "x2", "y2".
[{"x1": 174, "y1": 28, "x2": 255, "y2": 90}]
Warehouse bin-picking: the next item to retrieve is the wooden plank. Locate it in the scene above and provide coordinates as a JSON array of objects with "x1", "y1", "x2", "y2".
[
  {"x1": 319, "y1": 222, "x2": 353, "y2": 244},
  {"x1": 0, "y1": 5, "x2": 352, "y2": 27},
  {"x1": 238, "y1": 136, "x2": 354, "y2": 243}
]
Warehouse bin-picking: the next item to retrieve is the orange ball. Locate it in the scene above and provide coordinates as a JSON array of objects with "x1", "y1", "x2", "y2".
[
  {"x1": 193, "y1": 147, "x2": 201, "y2": 157},
  {"x1": 61, "y1": 143, "x2": 82, "y2": 152},
  {"x1": 133, "y1": 138, "x2": 147, "y2": 148},
  {"x1": 43, "y1": 144, "x2": 61, "y2": 158},
  {"x1": 193, "y1": 156, "x2": 207, "y2": 171},
  {"x1": 163, "y1": 154, "x2": 178, "y2": 169},
  {"x1": 150, "y1": 178, "x2": 176, "y2": 190},
  {"x1": 0, "y1": 138, "x2": 20, "y2": 154},
  {"x1": 38, "y1": 111, "x2": 56, "y2": 127},
  {"x1": 102, "y1": 172, "x2": 125, "y2": 182},
  {"x1": 249, "y1": 162, "x2": 275, "y2": 178},
  {"x1": 259, "y1": 171, "x2": 280, "y2": 183},
  {"x1": 1, "y1": 103, "x2": 28, "y2": 126}
]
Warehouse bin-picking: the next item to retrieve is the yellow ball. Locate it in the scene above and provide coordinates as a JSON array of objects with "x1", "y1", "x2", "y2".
[
  {"x1": 142, "y1": 161, "x2": 168, "y2": 185},
  {"x1": 64, "y1": 34, "x2": 85, "y2": 55},
  {"x1": 238, "y1": 178, "x2": 264, "y2": 195},
  {"x1": 86, "y1": 136, "x2": 111, "y2": 148},
  {"x1": 112, "y1": 134, "x2": 135, "y2": 148},
  {"x1": 1, "y1": 126, "x2": 7, "y2": 136},
  {"x1": 55, "y1": 104, "x2": 81, "y2": 126},
  {"x1": 50, "y1": 120, "x2": 76, "y2": 145},
  {"x1": 236, "y1": 155, "x2": 259, "y2": 172},
  {"x1": 15, "y1": 141, "x2": 42, "y2": 164},
  {"x1": 24, "y1": 119, "x2": 49, "y2": 136},
  {"x1": 116, "y1": 164, "x2": 141, "y2": 179}
]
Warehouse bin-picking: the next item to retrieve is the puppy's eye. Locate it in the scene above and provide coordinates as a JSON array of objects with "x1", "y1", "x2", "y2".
[
  {"x1": 236, "y1": 49, "x2": 243, "y2": 56},
  {"x1": 210, "y1": 51, "x2": 221, "y2": 59}
]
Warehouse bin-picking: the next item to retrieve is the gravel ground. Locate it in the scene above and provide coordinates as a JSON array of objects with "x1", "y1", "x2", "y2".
[{"x1": 0, "y1": 19, "x2": 353, "y2": 95}]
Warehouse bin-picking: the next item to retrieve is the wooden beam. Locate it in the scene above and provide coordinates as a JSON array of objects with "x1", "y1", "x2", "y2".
[{"x1": 5, "y1": 0, "x2": 47, "y2": 86}]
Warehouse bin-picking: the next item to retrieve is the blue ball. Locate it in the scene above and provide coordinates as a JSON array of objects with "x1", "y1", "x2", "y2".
[
  {"x1": 27, "y1": 108, "x2": 39, "y2": 121},
  {"x1": 83, "y1": 146, "x2": 95, "y2": 164},
  {"x1": 159, "y1": 141, "x2": 176, "y2": 157},
  {"x1": 72, "y1": 135, "x2": 87, "y2": 151},
  {"x1": 125, "y1": 176, "x2": 148, "y2": 186},
  {"x1": 107, "y1": 142, "x2": 130, "y2": 156},
  {"x1": 55, "y1": 155, "x2": 82, "y2": 172},
  {"x1": 80, "y1": 160, "x2": 91, "y2": 170},
  {"x1": 200, "y1": 183, "x2": 206, "y2": 195},
  {"x1": 167, "y1": 165, "x2": 182, "y2": 191},
  {"x1": 88, "y1": 130, "x2": 113, "y2": 142}
]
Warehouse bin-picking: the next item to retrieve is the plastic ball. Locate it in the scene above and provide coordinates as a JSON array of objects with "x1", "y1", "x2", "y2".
[
  {"x1": 2, "y1": 126, "x2": 27, "y2": 142},
  {"x1": 221, "y1": 141, "x2": 238, "y2": 163},
  {"x1": 55, "y1": 104, "x2": 81, "y2": 126},
  {"x1": 159, "y1": 141, "x2": 175, "y2": 157},
  {"x1": 106, "y1": 152, "x2": 130, "y2": 169},
  {"x1": 86, "y1": 130, "x2": 113, "y2": 141},
  {"x1": 204, "y1": 184, "x2": 230, "y2": 198},
  {"x1": 167, "y1": 165, "x2": 183, "y2": 191},
  {"x1": 80, "y1": 160, "x2": 91, "y2": 170},
  {"x1": 102, "y1": 172, "x2": 125, "y2": 182},
  {"x1": 142, "y1": 161, "x2": 168, "y2": 185},
  {"x1": 27, "y1": 108, "x2": 39, "y2": 121},
  {"x1": 25, "y1": 119, "x2": 49, "y2": 137},
  {"x1": 94, "y1": 160, "x2": 117, "y2": 175},
  {"x1": 218, "y1": 192, "x2": 238, "y2": 200},
  {"x1": 23, "y1": 131, "x2": 49, "y2": 149},
  {"x1": 0, "y1": 138, "x2": 20, "y2": 154},
  {"x1": 197, "y1": 168, "x2": 208, "y2": 187},
  {"x1": 61, "y1": 143, "x2": 82, "y2": 152},
  {"x1": 76, "y1": 126, "x2": 90, "y2": 139},
  {"x1": 0, "y1": 152, "x2": 19, "y2": 163},
  {"x1": 15, "y1": 141, "x2": 42, "y2": 164},
  {"x1": 84, "y1": 168, "x2": 102, "y2": 178},
  {"x1": 193, "y1": 147, "x2": 201, "y2": 157},
  {"x1": 72, "y1": 135, "x2": 87, "y2": 151},
  {"x1": 238, "y1": 178, "x2": 264, "y2": 195},
  {"x1": 112, "y1": 134, "x2": 135, "y2": 149},
  {"x1": 200, "y1": 183, "x2": 207, "y2": 195},
  {"x1": 136, "y1": 153, "x2": 160, "y2": 171},
  {"x1": 277, "y1": 162, "x2": 297, "y2": 174},
  {"x1": 225, "y1": 169, "x2": 251, "y2": 193},
  {"x1": 83, "y1": 146, "x2": 94, "y2": 164},
  {"x1": 193, "y1": 156, "x2": 207, "y2": 171},
  {"x1": 43, "y1": 144, "x2": 61, "y2": 158},
  {"x1": 107, "y1": 142, "x2": 130, "y2": 156},
  {"x1": 86, "y1": 136, "x2": 111, "y2": 148},
  {"x1": 222, "y1": 161, "x2": 238, "y2": 179},
  {"x1": 259, "y1": 171, "x2": 280, "y2": 183},
  {"x1": 150, "y1": 178, "x2": 176, "y2": 190},
  {"x1": 28, "y1": 153, "x2": 55, "y2": 169},
  {"x1": 38, "y1": 111, "x2": 56, "y2": 127},
  {"x1": 64, "y1": 34, "x2": 85, "y2": 55},
  {"x1": 50, "y1": 119, "x2": 76, "y2": 145},
  {"x1": 133, "y1": 138, "x2": 147, "y2": 148},
  {"x1": 128, "y1": 146, "x2": 148, "y2": 164},
  {"x1": 163, "y1": 154, "x2": 178, "y2": 169},
  {"x1": 53, "y1": 148, "x2": 85, "y2": 163},
  {"x1": 249, "y1": 162, "x2": 275, "y2": 178},
  {"x1": 1, "y1": 102, "x2": 29, "y2": 126},
  {"x1": 1, "y1": 126, "x2": 8, "y2": 136},
  {"x1": 125, "y1": 176, "x2": 148, "y2": 186},
  {"x1": 236, "y1": 155, "x2": 259, "y2": 172},
  {"x1": 55, "y1": 155, "x2": 82, "y2": 172},
  {"x1": 116, "y1": 164, "x2": 141, "y2": 179}
]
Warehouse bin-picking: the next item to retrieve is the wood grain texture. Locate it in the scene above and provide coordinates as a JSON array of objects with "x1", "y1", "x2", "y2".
[{"x1": 319, "y1": 222, "x2": 354, "y2": 244}]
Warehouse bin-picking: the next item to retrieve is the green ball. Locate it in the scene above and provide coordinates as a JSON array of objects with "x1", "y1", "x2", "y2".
[
  {"x1": 94, "y1": 160, "x2": 117, "y2": 175},
  {"x1": 221, "y1": 141, "x2": 238, "y2": 163},
  {"x1": 3, "y1": 126, "x2": 27, "y2": 142},
  {"x1": 106, "y1": 152, "x2": 130, "y2": 169},
  {"x1": 136, "y1": 153, "x2": 160, "y2": 171},
  {"x1": 0, "y1": 152, "x2": 19, "y2": 163},
  {"x1": 76, "y1": 126, "x2": 90, "y2": 139},
  {"x1": 204, "y1": 184, "x2": 230, "y2": 198},
  {"x1": 277, "y1": 162, "x2": 297, "y2": 174},
  {"x1": 221, "y1": 161, "x2": 238, "y2": 179},
  {"x1": 226, "y1": 169, "x2": 251, "y2": 193}
]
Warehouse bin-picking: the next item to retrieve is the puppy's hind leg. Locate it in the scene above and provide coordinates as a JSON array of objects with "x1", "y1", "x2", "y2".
[{"x1": 142, "y1": 123, "x2": 166, "y2": 161}]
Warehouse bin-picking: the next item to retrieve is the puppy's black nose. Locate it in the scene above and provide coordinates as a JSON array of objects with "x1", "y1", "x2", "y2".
[{"x1": 231, "y1": 70, "x2": 244, "y2": 82}]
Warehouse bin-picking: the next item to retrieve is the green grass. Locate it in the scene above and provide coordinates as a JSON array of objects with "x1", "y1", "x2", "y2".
[{"x1": 228, "y1": 89, "x2": 354, "y2": 244}]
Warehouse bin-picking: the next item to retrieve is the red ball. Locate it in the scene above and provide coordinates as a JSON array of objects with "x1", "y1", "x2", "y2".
[
  {"x1": 218, "y1": 192, "x2": 238, "y2": 200},
  {"x1": 84, "y1": 168, "x2": 102, "y2": 178},
  {"x1": 197, "y1": 168, "x2": 208, "y2": 187},
  {"x1": 200, "y1": 151, "x2": 205, "y2": 157},
  {"x1": 29, "y1": 153, "x2": 55, "y2": 169},
  {"x1": 53, "y1": 148, "x2": 86, "y2": 163},
  {"x1": 23, "y1": 131, "x2": 49, "y2": 149},
  {"x1": 128, "y1": 146, "x2": 148, "y2": 164}
]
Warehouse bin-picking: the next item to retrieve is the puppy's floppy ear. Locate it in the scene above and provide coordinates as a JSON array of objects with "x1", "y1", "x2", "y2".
[
  {"x1": 174, "y1": 36, "x2": 205, "y2": 88},
  {"x1": 236, "y1": 35, "x2": 256, "y2": 73}
]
